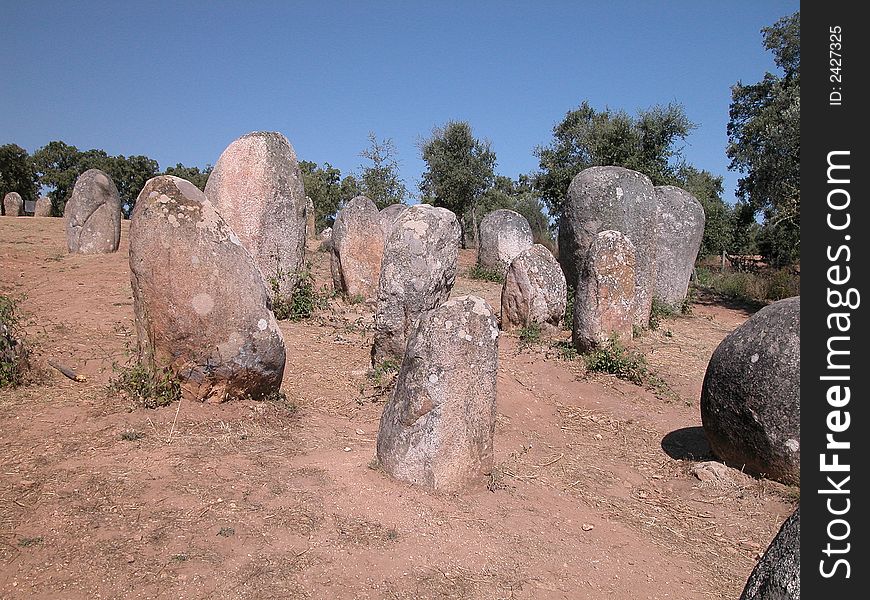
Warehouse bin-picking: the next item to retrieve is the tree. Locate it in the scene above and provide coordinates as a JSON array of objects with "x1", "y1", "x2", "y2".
[
  {"x1": 726, "y1": 11, "x2": 800, "y2": 266},
  {"x1": 419, "y1": 121, "x2": 496, "y2": 246},
  {"x1": 676, "y1": 166, "x2": 734, "y2": 258},
  {"x1": 534, "y1": 101, "x2": 695, "y2": 218},
  {"x1": 163, "y1": 163, "x2": 212, "y2": 190},
  {"x1": 32, "y1": 141, "x2": 83, "y2": 215},
  {"x1": 358, "y1": 133, "x2": 407, "y2": 209},
  {"x1": 479, "y1": 175, "x2": 555, "y2": 251},
  {"x1": 0, "y1": 144, "x2": 39, "y2": 215},
  {"x1": 106, "y1": 155, "x2": 159, "y2": 209},
  {"x1": 299, "y1": 160, "x2": 359, "y2": 231}
]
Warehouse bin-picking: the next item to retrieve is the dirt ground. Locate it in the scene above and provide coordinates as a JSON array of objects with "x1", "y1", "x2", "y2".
[{"x1": 0, "y1": 217, "x2": 797, "y2": 600}]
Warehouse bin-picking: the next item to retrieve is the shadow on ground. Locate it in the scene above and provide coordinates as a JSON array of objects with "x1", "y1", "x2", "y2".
[{"x1": 661, "y1": 426, "x2": 714, "y2": 462}]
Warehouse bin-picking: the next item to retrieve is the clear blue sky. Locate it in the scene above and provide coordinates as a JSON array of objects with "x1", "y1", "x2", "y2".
[{"x1": 2, "y1": 1, "x2": 798, "y2": 205}]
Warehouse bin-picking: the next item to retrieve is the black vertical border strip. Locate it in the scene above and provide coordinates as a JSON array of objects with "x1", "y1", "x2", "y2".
[{"x1": 802, "y1": 2, "x2": 867, "y2": 597}]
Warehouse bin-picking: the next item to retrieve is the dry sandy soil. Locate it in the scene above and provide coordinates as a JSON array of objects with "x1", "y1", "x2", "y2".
[{"x1": 0, "y1": 217, "x2": 797, "y2": 599}]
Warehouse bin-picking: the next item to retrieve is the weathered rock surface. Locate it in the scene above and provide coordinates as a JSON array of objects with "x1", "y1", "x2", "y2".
[
  {"x1": 377, "y1": 295, "x2": 499, "y2": 491},
  {"x1": 379, "y1": 202, "x2": 408, "y2": 236},
  {"x1": 34, "y1": 196, "x2": 53, "y2": 217},
  {"x1": 477, "y1": 209, "x2": 534, "y2": 275},
  {"x1": 501, "y1": 244, "x2": 567, "y2": 332},
  {"x1": 654, "y1": 185, "x2": 705, "y2": 307},
  {"x1": 700, "y1": 296, "x2": 800, "y2": 485},
  {"x1": 205, "y1": 131, "x2": 307, "y2": 297},
  {"x1": 372, "y1": 204, "x2": 461, "y2": 365},
  {"x1": 560, "y1": 166, "x2": 658, "y2": 326},
  {"x1": 739, "y1": 508, "x2": 800, "y2": 600},
  {"x1": 3, "y1": 192, "x2": 23, "y2": 217},
  {"x1": 573, "y1": 230, "x2": 637, "y2": 352},
  {"x1": 129, "y1": 175, "x2": 286, "y2": 403},
  {"x1": 330, "y1": 196, "x2": 385, "y2": 301},
  {"x1": 64, "y1": 169, "x2": 121, "y2": 254}
]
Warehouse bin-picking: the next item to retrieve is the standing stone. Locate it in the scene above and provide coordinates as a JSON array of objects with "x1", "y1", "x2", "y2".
[
  {"x1": 34, "y1": 196, "x2": 53, "y2": 217},
  {"x1": 501, "y1": 244, "x2": 567, "y2": 333},
  {"x1": 129, "y1": 175, "x2": 286, "y2": 403},
  {"x1": 654, "y1": 185, "x2": 705, "y2": 307},
  {"x1": 372, "y1": 204, "x2": 461, "y2": 366},
  {"x1": 64, "y1": 169, "x2": 121, "y2": 254},
  {"x1": 700, "y1": 296, "x2": 800, "y2": 485},
  {"x1": 377, "y1": 295, "x2": 499, "y2": 491},
  {"x1": 560, "y1": 166, "x2": 658, "y2": 326},
  {"x1": 477, "y1": 209, "x2": 534, "y2": 275},
  {"x1": 573, "y1": 230, "x2": 637, "y2": 352},
  {"x1": 205, "y1": 131, "x2": 307, "y2": 297},
  {"x1": 739, "y1": 508, "x2": 800, "y2": 600},
  {"x1": 3, "y1": 192, "x2": 23, "y2": 217},
  {"x1": 330, "y1": 196, "x2": 385, "y2": 302},
  {"x1": 379, "y1": 202, "x2": 408, "y2": 236},
  {"x1": 305, "y1": 196, "x2": 316, "y2": 239},
  {"x1": 318, "y1": 227, "x2": 333, "y2": 252}
]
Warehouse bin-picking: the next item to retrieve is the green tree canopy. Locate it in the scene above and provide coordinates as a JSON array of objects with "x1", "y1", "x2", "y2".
[
  {"x1": 0, "y1": 144, "x2": 39, "y2": 214},
  {"x1": 163, "y1": 163, "x2": 212, "y2": 191},
  {"x1": 32, "y1": 141, "x2": 160, "y2": 215},
  {"x1": 726, "y1": 11, "x2": 800, "y2": 266},
  {"x1": 419, "y1": 120, "x2": 496, "y2": 245},
  {"x1": 358, "y1": 133, "x2": 408, "y2": 209},
  {"x1": 480, "y1": 175, "x2": 554, "y2": 251},
  {"x1": 299, "y1": 160, "x2": 360, "y2": 231},
  {"x1": 534, "y1": 101, "x2": 696, "y2": 219}
]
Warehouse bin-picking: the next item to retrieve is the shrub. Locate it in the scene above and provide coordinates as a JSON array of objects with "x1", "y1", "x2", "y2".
[
  {"x1": 109, "y1": 361, "x2": 181, "y2": 409},
  {"x1": 466, "y1": 264, "x2": 504, "y2": 284},
  {"x1": 369, "y1": 359, "x2": 400, "y2": 388},
  {"x1": 1, "y1": 294, "x2": 29, "y2": 388},
  {"x1": 648, "y1": 298, "x2": 678, "y2": 331},
  {"x1": 692, "y1": 265, "x2": 799, "y2": 305},
  {"x1": 518, "y1": 322, "x2": 543, "y2": 348},
  {"x1": 584, "y1": 335, "x2": 649, "y2": 385},
  {"x1": 271, "y1": 264, "x2": 330, "y2": 321}
]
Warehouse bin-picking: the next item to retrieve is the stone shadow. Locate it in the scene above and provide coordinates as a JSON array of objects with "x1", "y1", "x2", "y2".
[{"x1": 661, "y1": 426, "x2": 714, "y2": 462}]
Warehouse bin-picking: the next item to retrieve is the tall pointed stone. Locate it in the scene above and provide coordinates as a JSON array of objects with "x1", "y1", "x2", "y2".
[
  {"x1": 64, "y1": 169, "x2": 121, "y2": 254},
  {"x1": 377, "y1": 295, "x2": 499, "y2": 491},
  {"x1": 573, "y1": 230, "x2": 637, "y2": 352},
  {"x1": 560, "y1": 166, "x2": 658, "y2": 326},
  {"x1": 205, "y1": 131, "x2": 307, "y2": 297},
  {"x1": 372, "y1": 204, "x2": 460, "y2": 366},
  {"x1": 477, "y1": 209, "x2": 534, "y2": 275},
  {"x1": 330, "y1": 196, "x2": 385, "y2": 302},
  {"x1": 654, "y1": 185, "x2": 705, "y2": 308},
  {"x1": 130, "y1": 176, "x2": 286, "y2": 403}
]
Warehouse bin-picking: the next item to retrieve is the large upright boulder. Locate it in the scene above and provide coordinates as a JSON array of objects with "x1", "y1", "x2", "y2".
[
  {"x1": 573, "y1": 230, "x2": 637, "y2": 352},
  {"x1": 372, "y1": 204, "x2": 460, "y2": 366},
  {"x1": 64, "y1": 169, "x2": 121, "y2": 254},
  {"x1": 477, "y1": 209, "x2": 534, "y2": 275},
  {"x1": 377, "y1": 295, "x2": 499, "y2": 491},
  {"x1": 700, "y1": 296, "x2": 800, "y2": 485},
  {"x1": 130, "y1": 176, "x2": 286, "y2": 403},
  {"x1": 379, "y1": 202, "x2": 408, "y2": 236},
  {"x1": 34, "y1": 196, "x2": 53, "y2": 217},
  {"x1": 501, "y1": 244, "x2": 567, "y2": 333},
  {"x1": 739, "y1": 508, "x2": 800, "y2": 600},
  {"x1": 560, "y1": 166, "x2": 658, "y2": 326},
  {"x1": 654, "y1": 185, "x2": 705, "y2": 307},
  {"x1": 330, "y1": 196, "x2": 385, "y2": 302},
  {"x1": 205, "y1": 131, "x2": 307, "y2": 297},
  {"x1": 3, "y1": 192, "x2": 23, "y2": 217}
]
